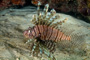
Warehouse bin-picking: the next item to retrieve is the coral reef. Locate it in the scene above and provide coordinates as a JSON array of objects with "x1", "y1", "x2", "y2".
[
  {"x1": 0, "y1": 0, "x2": 25, "y2": 10},
  {"x1": 31, "y1": 0, "x2": 90, "y2": 16},
  {"x1": 77, "y1": 0, "x2": 90, "y2": 16}
]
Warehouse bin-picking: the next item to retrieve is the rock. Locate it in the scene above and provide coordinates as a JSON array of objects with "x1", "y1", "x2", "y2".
[{"x1": 0, "y1": 6, "x2": 90, "y2": 60}]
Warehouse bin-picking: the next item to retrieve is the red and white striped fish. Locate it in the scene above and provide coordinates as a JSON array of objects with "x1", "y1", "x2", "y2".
[
  {"x1": 23, "y1": 1, "x2": 71, "y2": 59},
  {"x1": 24, "y1": 25, "x2": 71, "y2": 42},
  {"x1": 24, "y1": 1, "x2": 71, "y2": 42}
]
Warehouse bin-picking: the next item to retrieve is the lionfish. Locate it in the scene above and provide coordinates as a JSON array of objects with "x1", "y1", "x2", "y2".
[{"x1": 24, "y1": 1, "x2": 71, "y2": 60}]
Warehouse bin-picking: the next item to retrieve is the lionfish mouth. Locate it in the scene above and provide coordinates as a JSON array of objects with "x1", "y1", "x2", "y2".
[{"x1": 23, "y1": 30, "x2": 30, "y2": 38}]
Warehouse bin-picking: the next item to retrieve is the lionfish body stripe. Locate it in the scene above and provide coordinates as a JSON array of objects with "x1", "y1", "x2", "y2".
[{"x1": 24, "y1": 25, "x2": 71, "y2": 42}]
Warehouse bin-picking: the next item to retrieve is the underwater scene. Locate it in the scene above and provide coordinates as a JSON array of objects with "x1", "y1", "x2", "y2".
[{"x1": 0, "y1": 0, "x2": 90, "y2": 60}]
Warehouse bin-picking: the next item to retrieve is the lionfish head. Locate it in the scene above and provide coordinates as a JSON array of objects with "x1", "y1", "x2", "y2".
[{"x1": 23, "y1": 27, "x2": 34, "y2": 39}]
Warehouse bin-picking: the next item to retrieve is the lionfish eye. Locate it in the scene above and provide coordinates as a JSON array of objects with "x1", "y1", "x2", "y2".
[
  {"x1": 28, "y1": 30, "x2": 31, "y2": 33},
  {"x1": 28, "y1": 27, "x2": 32, "y2": 30}
]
